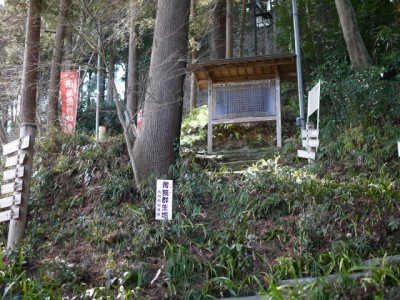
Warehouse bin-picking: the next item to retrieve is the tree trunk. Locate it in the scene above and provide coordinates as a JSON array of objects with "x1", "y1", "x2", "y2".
[
  {"x1": 190, "y1": 0, "x2": 197, "y2": 111},
  {"x1": 335, "y1": 0, "x2": 371, "y2": 68},
  {"x1": 47, "y1": 0, "x2": 71, "y2": 128},
  {"x1": 127, "y1": 4, "x2": 139, "y2": 119},
  {"x1": 106, "y1": 47, "x2": 115, "y2": 103},
  {"x1": 238, "y1": 0, "x2": 246, "y2": 57},
  {"x1": 226, "y1": 0, "x2": 233, "y2": 58},
  {"x1": 98, "y1": 60, "x2": 106, "y2": 105},
  {"x1": 8, "y1": 0, "x2": 41, "y2": 249},
  {"x1": 132, "y1": 0, "x2": 190, "y2": 181},
  {"x1": 0, "y1": 118, "x2": 7, "y2": 144},
  {"x1": 210, "y1": 0, "x2": 226, "y2": 59},
  {"x1": 20, "y1": 0, "x2": 42, "y2": 124}
]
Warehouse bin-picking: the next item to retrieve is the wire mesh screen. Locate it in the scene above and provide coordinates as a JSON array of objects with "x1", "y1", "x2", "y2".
[{"x1": 212, "y1": 81, "x2": 276, "y2": 120}]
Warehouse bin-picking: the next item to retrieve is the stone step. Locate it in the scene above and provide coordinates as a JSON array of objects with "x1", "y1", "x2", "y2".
[{"x1": 194, "y1": 147, "x2": 279, "y2": 171}]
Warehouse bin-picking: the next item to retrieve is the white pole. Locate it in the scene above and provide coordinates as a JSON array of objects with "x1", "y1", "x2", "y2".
[{"x1": 96, "y1": 35, "x2": 101, "y2": 142}]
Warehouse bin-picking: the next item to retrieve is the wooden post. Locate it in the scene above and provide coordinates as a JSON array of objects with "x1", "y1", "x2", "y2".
[
  {"x1": 7, "y1": 123, "x2": 37, "y2": 249},
  {"x1": 207, "y1": 80, "x2": 213, "y2": 154},
  {"x1": 275, "y1": 70, "x2": 282, "y2": 147},
  {"x1": 190, "y1": 48, "x2": 198, "y2": 111},
  {"x1": 99, "y1": 126, "x2": 107, "y2": 142},
  {"x1": 307, "y1": 122, "x2": 316, "y2": 164}
]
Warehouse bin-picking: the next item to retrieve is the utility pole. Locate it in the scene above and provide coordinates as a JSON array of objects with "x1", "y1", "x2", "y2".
[{"x1": 292, "y1": 0, "x2": 305, "y2": 130}]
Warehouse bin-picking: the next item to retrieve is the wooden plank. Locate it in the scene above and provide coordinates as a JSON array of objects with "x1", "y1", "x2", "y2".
[
  {"x1": 301, "y1": 129, "x2": 319, "y2": 138},
  {"x1": 307, "y1": 139, "x2": 320, "y2": 148},
  {"x1": 2, "y1": 139, "x2": 20, "y2": 156},
  {"x1": 20, "y1": 135, "x2": 31, "y2": 149},
  {"x1": 5, "y1": 153, "x2": 27, "y2": 168},
  {"x1": 0, "y1": 194, "x2": 22, "y2": 209},
  {"x1": 298, "y1": 150, "x2": 316, "y2": 160},
  {"x1": 275, "y1": 71, "x2": 282, "y2": 148},
  {"x1": 302, "y1": 139, "x2": 308, "y2": 148},
  {"x1": 307, "y1": 129, "x2": 319, "y2": 138},
  {"x1": 2, "y1": 136, "x2": 31, "y2": 156},
  {"x1": 207, "y1": 80, "x2": 213, "y2": 154},
  {"x1": 1, "y1": 179, "x2": 23, "y2": 195},
  {"x1": 3, "y1": 166, "x2": 25, "y2": 182},
  {"x1": 212, "y1": 116, "x2": 277, "y2": 125},
  {"x1": 0, "y1": 208, "x2": 20, "y2": 223}
]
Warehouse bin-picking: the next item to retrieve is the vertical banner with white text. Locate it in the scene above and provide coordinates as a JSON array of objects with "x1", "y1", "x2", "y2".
[{"x1": 60, "y1": 71, "x2": 79, "y2": 134}]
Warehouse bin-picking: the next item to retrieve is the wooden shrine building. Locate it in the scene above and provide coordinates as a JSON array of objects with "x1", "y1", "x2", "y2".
[{"x1": 188, "y1": 53, "x2": 297, "y2": 153}]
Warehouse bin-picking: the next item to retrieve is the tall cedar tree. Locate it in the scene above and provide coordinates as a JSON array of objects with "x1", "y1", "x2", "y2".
[
  {"x1": 20, "y1": 0, "x2": 42, "y2": 124},
  {"x1": 127, "y1": 0, "x2": 139, "y2": 119},
  {"x1": 335, "y1": 0, "x2": 371, "y2": 68},
  {"x1": 47, "y1": 0, "x2": 71, "y2": 127},
  {"x1": 210, "y1": 0, "x2": 226, "y2": 59},
  {"x1": 132, "y1": 0, "x2": 190, "y2": 181}
]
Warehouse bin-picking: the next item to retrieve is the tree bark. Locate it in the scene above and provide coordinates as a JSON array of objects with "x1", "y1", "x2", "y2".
[
  {"x1": 20, "y1": 0, "x2": 42, "y2": 125},
  {"x1": 210, "y1": 0, "x2": 226, "y2": 59},
  {"x1": 127, "y1": 4, "x2": 139, "y2": 119},
  {"x1": 47, "y1": 0, "x2": 71, "y2": 128},
  {"x1": 238, "y1": 0, "x2": 246, "y2": 57},
  {"x1": 0, "y1": 118, "x2": 7, "y2": 144},
  {"x1": 335, "y1": 0, "x2": 371, "y2": 68},
  {"x1": 106, "y1": 47, "x2": 115, "y2": 103},
  {"x1": 132, "y1": 0, "x2": 190, "y2": 181},
  {"x1": 189, "y1": 0, "x2": 197, "y2": 111},
  {"x1": 226, "y1": 0, "x2": 233, "y2": 58},
  {"x1": 8, "y1": 0, "x2": 41, "y2": 249}
]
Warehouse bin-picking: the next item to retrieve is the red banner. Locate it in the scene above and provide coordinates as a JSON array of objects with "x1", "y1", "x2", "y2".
[{"x1": 60, "y1": 71, "x2": 79, "y2": 134}]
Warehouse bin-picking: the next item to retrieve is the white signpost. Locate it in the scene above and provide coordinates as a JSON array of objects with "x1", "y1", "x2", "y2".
[
  {"x1": 298, "y1": 81, "x2": 321, "y2": 162},
  {"x1": 0, "y1": 137, "x2": 31, "y2": 224},
  {"x1": 155, "y1": 180, "x2": 173, "y2": 221},
  {"x1": 398, "y1": 141, "x2": 400, "y2": 157},
  {"x1": 1, "y1": 126, "x2": 36, "y2": 249}
]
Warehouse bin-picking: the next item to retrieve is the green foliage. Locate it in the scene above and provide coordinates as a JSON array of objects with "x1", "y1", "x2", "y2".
[
  {"x1": 2, "y1": 93, "x2": 399, "y2": 299},
  {"x1": 181, "y1": 105, "x2": 208, "y2": 149},
  {"x1": 76, "y1": 102, "x2": 123, "y2": 134}
]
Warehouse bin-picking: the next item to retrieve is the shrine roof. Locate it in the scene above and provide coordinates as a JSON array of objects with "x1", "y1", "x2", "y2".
[{"x1": 188, "y1": 53, "x2": 297, "y2": 90}]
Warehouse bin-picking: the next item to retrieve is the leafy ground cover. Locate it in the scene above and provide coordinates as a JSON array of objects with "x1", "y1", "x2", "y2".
[
  {"x1": 0, "y1": 117, "x2": 399, "y2": 299},
  {"x1": 0, "y1": 65, "x2": 399, "y2": 299}
]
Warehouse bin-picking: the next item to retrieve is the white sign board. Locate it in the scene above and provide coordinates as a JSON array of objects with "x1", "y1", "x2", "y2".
[
  {"x1": 398, "y1": 141, "x2": 400, "y2": 157},
  {"x1": 297, "y1": 150, "x2": 316, "y2": 160},
  {"x1": 1, "y1": 179, "x2": 23, "y2": 195},
  {"x1": 0, "y1": 208, "x2": 20, "y2": 223},
  {"x1": 155, "y1": 180, "x2": 173, "y2": 220},
  {"x1": 5, "y1": 153, "x2": 27, "y2": 168},
  {"x1": 0, "y1": 194, "x2": 22, "y2": 209},
  {"x1": 2, "y1": 135, "x2": 31, "y2": 156},
  {"x1": 3, "y1": 166, "x2": 25, "y2": 182},
  {"x1": 307, "y1": 81, "x2": 321, "y2": 117}
]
